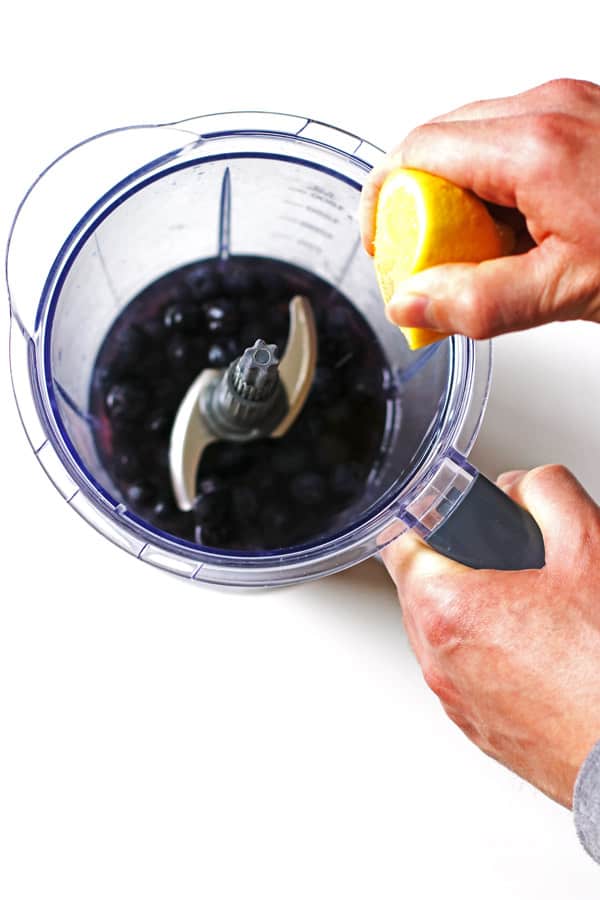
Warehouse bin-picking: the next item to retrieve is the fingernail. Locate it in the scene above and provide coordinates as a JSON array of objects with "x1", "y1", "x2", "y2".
[
  {"x1": 387, "y1": 293, "x2": 438, "y2": 329},
  {"x1": 496, "y1": 469, "x2": 527, "y2": 491}
]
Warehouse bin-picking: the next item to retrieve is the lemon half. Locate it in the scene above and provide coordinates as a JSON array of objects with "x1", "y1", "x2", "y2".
[{"x1": 373, "y1": 168, "x2": 511, "y2": 350}]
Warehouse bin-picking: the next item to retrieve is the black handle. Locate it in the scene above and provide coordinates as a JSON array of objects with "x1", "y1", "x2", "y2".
[{"x1": 426, "y1": 473, "x2": 545, "y2": 570}]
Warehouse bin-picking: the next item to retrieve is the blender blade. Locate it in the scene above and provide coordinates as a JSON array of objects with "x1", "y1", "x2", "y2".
[
  {"x1": 271, "y1": 294, "x2": 318, "y2": 437},
  {"x1": 169, "y1": 295, "x2": 317, "y2": 511}
]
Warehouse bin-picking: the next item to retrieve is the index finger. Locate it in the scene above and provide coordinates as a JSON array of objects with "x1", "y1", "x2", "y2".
[
  {"x1": 430, "y1": 78, "x2": 600, "y2": 124},
  {"x1": 359, "y1": 115, "x2": 531, "y2": 256}
]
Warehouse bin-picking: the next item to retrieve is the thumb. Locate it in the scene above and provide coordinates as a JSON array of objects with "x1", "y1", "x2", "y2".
[
  {"x1": 496, "y1": 464, "x2": 600, "y2": 567},
  {"x1": 386, "y1": 244, "x2": 568, "y2": 340}
]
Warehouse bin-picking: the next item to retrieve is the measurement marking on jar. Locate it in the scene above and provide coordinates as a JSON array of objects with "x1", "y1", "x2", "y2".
[
  {"x1": 297, "y1": 239, "x2": 322, "y2": 254},
  {"x1": 304, "y1": 206, "x2": 340, "y2": 225},
  {"x1": 279, "y1": 216, "x2": 333, "y2": 240},
  {"x1": 283, "y1": 201, "x2": 340, "y2": 226}
]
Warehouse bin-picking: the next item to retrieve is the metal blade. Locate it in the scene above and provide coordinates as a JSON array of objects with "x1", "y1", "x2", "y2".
[
  {"x1": 169, "y1": 369, "x2": 219, "y2": 511},
  {"x1": 271, "y1": 295, "x2": 317, "y2": 438}
]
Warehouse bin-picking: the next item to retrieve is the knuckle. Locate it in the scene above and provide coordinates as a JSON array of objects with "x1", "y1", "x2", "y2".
[
  {"x1": 522, "y1": 112, "x2": 576, "y2": 180},
  {"x1": 404, "y1": 122, "x2": 430, "y2": 144},
  {"x1": 422, "y1": 664, "x2": 452, "y2": 699},
  {"x1": 455, "y1": 285, "x2": 496, "y2": 340},
  {"x1": 417, "y1": 579, "x2": 484, "y2": 650},
  {"x1": 465, "y1": 311, "x2": 495, "y2": 341},
  {"x1": 420, "y1": 602, "x2": 462, "y2": 649},
  {"x1": 539, "y1": 77, "x2": 598, "y2": 104},
  {"x1": 526, "y1": 111, "x2": 562, "y2": 149},
  {"x1": 400, "y1": 121, "x2": 443, "y2": 159},
  {"x1": 529, "y1": 463, "x2": 573, "y2": 488},
  {"x1": 443, "y1": 706, "x2": 477, "y2": 740}
]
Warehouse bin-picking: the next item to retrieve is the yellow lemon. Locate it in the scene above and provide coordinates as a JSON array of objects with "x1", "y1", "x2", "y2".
[{"x1": 373, "y1": 167, "x2": 513, "y2": 350}]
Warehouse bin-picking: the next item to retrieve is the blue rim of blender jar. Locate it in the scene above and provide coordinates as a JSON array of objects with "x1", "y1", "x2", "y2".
[{"x1": 35, "y1": 133, "x2": 473, "y2": 568}]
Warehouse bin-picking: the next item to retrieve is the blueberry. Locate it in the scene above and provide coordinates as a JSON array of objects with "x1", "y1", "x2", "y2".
[
  {"x1": 324, "y1": 399, "x2": 353, "y2": 428},
  {"x1": 326, "y1": 304, "x2": 354, "y2": 332},
  {"x1": 167, "y1": 336, "x2": 191, "y2": 368},
  {"x1": 193, "y1": 476, "x2": 229, "y2": 525},
  {"x1": 205, "y1": 299, "x2": 240, "y2": 336},
  {"x1": 207, "y1": 340, "x2": 238, "y2": 368},
  {"x1": 318, "y1": 318, "x2": 356, "y2": 364},
  {"x1": 142, "y1": 318, "x2": 167, "y2": 344},
  {"x1": 310, "y1": 367, "x2": 342, "y2": 406},
  {"x1": 136, "y1": 349, "x2": 169, "y2": 383},
  {"x1": 315, "y1": 434, "x2": 349, "y2": 468},
  {"x1": 245, "y1": 438, "x2": 274, "y2": 464},
  {"x1": 268, "y1": 303, "x2": 289, "y2": 335},
  {"x1": 113, "y1": 449, "x2": 142, "y2": 479},
  {"x1": 239, "y1": 297, "x2": 261, "y2": 321},
  {"x1": 154, "y1": 381, "x2": 184, "y2": 412},
  {"x1": 204, "y1": 442, "x2": 248, "y2": 475},
  {"x1": 153, "y1": 444, "x2": 170, "y2": 472},
  {"x1": 195, "y1": 521, "x2": 232, "y2": 547},
  {"x1": 158, "y1": 281, "x2": 190, "y2": 308},
  {"x1": 164, "y1": 302, "x2": 203, "y2": 333},
  {"x1": 92, "y1": 364, "x2": 112, "y2": 393},
  {"x1": 299, "y1": 410, "x2": 325, "y2": 442},
  {"x1": 240, "y1": 319, "x2": 270, "y2": 348},
  {"x1": 187, "y1": 268, "x2": 223, "y2": 302},
  {"x1": 331, "y1": 462, "x2": 364, "y2": 499},
  {"x1": 167, "y1": 335, "x2": 207, "y2": 370},
  {"x1": 259, "y1": 271, "x2": 286, "y2": 303},
  {"x1": 105, "y1": 382, "x2": 147, "y2": 421},
  {"x1": 114, "y1": 324, "x2": 147, "y2": 366},
  {"x1": 193, "y1": 493, "x2": 223, "y2": 525},
  {"x1": 289, "y1": 471, "x2": 326, "y2": 506},
  {"x1": 259, "y1": 502, "x2": 291, "y2": 543},
  {"x1": 251, "y1": 463, "x2": 277, "y2": 493},
  {"x1": 351, "y1": 367, "x2": 381, "y2": 399},
  {"x1": 222, "y1": 261, "x2": 257, "y2": 296},
  {"x1": 232, "y1": 485, "x2": 259, "y2": 522},
  {"x1": 321, "y1": 337, "x2": 354, "y2": 367},
  {"x1": 153, "y1": 505, "x2": 194, "y2": 540},
  {"x1": 198, "y1": 475, "x2": 225, "y2": 494},
  {"x1": 145, "y1": 409, "x2": 172, "y2": 437},
  {"x1": 151, "y1": 497, "x2": 179, "y2": 523},
  {"x1": 272, "y1": 444, "x2": 308, "y2": 475},
  {"x1": 125, "y1": 480, "x2": 156, "y2": 507}
]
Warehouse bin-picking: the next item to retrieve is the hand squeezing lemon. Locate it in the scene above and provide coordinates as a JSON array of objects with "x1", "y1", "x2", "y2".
[{"x1": 373, "y1": 168, "x2": 514, "y2": 350}]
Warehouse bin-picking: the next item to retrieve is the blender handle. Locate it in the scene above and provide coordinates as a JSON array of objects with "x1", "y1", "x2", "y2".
[{"x1": 425, "y1": 473, "x2": 545, "y2": 570}]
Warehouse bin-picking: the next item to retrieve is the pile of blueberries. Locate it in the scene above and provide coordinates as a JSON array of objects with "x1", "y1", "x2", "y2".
[{"x1": 90, "y1": 256, "x2": 388, "y2": 551}]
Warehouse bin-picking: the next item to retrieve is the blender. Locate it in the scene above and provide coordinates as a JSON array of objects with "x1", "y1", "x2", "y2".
[{"x1": 6, "y1": 111, "x2": 544, "y2": 587}]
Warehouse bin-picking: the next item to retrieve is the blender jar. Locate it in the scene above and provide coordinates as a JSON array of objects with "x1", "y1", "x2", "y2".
[{"x1": 6, "y1": 111, "x2": 544, "y2": 587}]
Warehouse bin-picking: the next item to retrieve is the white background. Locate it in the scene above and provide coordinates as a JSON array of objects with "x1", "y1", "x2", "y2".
[{"x1": 2, "y1": 1, "x2": 600, "y2": 896}]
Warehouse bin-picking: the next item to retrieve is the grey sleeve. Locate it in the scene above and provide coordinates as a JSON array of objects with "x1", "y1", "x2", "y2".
[{"x1": 574, "y1": 739, "x2": 600, "y2": 863}]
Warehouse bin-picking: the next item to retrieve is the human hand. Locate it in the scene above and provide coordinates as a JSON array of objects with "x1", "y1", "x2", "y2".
[
  {"x1": 360, "y1": 79, "x2": 600, "y2": 339},
  {"x1": 382, "y1": 464, "x2": 600, "y2": 808}
]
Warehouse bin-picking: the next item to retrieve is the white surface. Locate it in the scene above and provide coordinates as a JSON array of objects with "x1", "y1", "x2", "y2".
[{"x1": 2, "y1": 2, "x2": 600, "y2": 896}]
